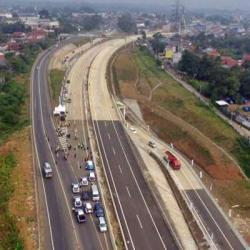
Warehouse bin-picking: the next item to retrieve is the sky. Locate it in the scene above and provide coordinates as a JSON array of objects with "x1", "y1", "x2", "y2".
[{"x1": 4, "y1": 0, "x2": 250, "y2": 10}]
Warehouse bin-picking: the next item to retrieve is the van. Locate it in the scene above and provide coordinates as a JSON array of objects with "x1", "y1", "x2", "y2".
[{"x1": 91, "y1": 184, "x2": 100, "y2": 201}]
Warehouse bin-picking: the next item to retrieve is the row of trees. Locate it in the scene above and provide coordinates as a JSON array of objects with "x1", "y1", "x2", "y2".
[{"x1": 178, "y1": 50, "x2": 250, "y2": 100}]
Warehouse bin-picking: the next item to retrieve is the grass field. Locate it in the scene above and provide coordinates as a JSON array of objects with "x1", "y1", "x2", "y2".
[
  {"x1": 112, "y1": 46, "x2": 250, "y2": 241},
  {"x1": 72, "y1": 38, "x2": 90, "y2": 47},
  {"x1": 49, "y1": 69, "x2": 65, "y2": 105}
]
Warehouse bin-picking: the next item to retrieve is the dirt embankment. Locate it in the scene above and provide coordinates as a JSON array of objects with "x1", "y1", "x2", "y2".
[
  {"x1": 0, "y1": 128, "x2": 37, "y2": 250},
  {"x1": 110, "y1": 45, "x2": 250, "y2": 244}
]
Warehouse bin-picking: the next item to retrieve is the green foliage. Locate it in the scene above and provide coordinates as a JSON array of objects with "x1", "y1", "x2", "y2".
[
  {"x1": 81, "y1": 15, "x2": 102, "y2": 31},
  {"x1": 49, "y1": 69, "x2": 64, "y2": 104},
  {"x1": 0, "y1": 154, "x2": 24, "y2": 250},
  {"x1": 117, "y1": 14, "x2": 137, "y2": 34},
  {"x1": 233, "y1": 137, "x2": 250, "y2": 177},
  {"x1": 39, "y1": 9, "x2": 50, "y2": 19},
  {"x1": 0, "y1": 22, "x2": 27, "y2": 34},
  {"x1": 178, "y1": 50, "x2": 244, "y2": 100}
]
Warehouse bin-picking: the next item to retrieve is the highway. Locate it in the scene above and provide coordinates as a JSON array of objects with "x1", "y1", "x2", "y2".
[
  {"x1": 31, "y1": 40, "x2": 113, "y2": 250},
  {"x1": 88, "y1": 40, "x2": 180, "y2": 250},
  {"x1": 128, "y1": 123, "x2": 247, "y2": 250}
]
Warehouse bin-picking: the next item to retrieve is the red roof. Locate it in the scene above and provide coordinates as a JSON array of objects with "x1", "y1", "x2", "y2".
[
  {"x1": 243, "y1": 54, "x2": 250, "y2": 62},
  {"x1": 0, "y1": 53, "x2": 5, "y2": 61},
  {"x1": 221, "y1": 56, "x2": 239, "y2": 68}
]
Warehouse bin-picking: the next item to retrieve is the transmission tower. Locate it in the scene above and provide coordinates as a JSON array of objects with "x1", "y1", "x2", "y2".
[{"x1": 172, "y1": 0, "x2": 185, "y2": 52}]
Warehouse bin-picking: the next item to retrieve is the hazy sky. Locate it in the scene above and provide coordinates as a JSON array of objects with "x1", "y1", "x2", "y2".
[{"x1": 3, "y1": 0, "x2": 250, "y2": 10}]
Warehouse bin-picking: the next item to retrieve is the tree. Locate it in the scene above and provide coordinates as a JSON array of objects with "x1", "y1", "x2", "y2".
[
  {"x1": 240, "y1": 70, "x2": 250, "y2": 97},
  {"x1": 39, "y1": 9, "x2": 50, "y2": 19},
  {"x1": 117, "y1": 14, "x2": 137, "y2": 34},
  {"x1": 81, "y1": 15, "x2": 102, "y2": 31},
  {"x1": 141, "y1": 30, "x2": 146, "y2": 40},
  {"x1": 178, "y1": 50, "x2": 200, "y2": 77}
]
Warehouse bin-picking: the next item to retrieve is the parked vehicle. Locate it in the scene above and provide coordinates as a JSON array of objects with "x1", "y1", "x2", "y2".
[
  {"x1": 80, "y1": 177, "x2": 88, "y2": 187},
  {"x1": 88, "y1": 172, "x2": 96, "y2": 182},
  {"x1": 94, "y1": 203, "x2": 104, "y2": 217},
  {"x1": 84, "y1": 202, "x2": 93, "y2": 214},
  {"x1": 98, "y1": 217, "x2": 107, "y2": 232},
  {"x1": 75, "y1": 209, "x2": 86, "y2": 223},
  {"x1": 82, "y1": 191, "x2": 90, "y2": 201},
  {"x1": 72, "y1": 183, "x2": 80, "y2": 193},
  {"x1": 91, "y1": 184, "x2": 100, "y2": 201},
  {"x1": 243, "y1": 106, "x2": 250, "y2": 112},
  {"x1": 86, "y1": 160, "x2": 95, "y2": 171},
  {"x1": 164, "y1": 151, "x2": 181, "y2": 170},
  {"x1": 43, "y1": 162, "x2": 53, "y2": 178},
  {"x1": 73, "y1": 196, "x2": 82, "y2": 208}
]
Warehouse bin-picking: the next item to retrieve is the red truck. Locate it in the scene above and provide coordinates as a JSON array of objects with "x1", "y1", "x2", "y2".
[{"x1": 164, "y1": 151, "x2": 181, "y2": 170}]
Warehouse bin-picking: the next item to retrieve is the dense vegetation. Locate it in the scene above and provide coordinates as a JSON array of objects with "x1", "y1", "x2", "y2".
[
  {"x1": 117, "y1": 13, "x2": 137, "y2": 33},
  {"x1": 0, "y1": 154, "x2": 23, "y2": 250},
  {"x1": 178, "y1": 50, "x2": 250, "y2": 101},
  {"x1": 0, "y1": 22, "x2": 29, "y2": 34}
]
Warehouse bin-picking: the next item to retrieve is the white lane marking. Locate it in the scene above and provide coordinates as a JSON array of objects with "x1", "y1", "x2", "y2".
[
  {"x1": 37, "y1": 54, "x2": 81, "y2": 250},
  {"x1": 112, "y1": 147, "x2": 116, "y2": 155},
  {"x1": 92, "y1": 119, "x2": 134, "y2": 249},
  {"x1": 104, "y1": 121, "x2": 107, "y2": 127},
  {"x1": 118, "y1": 164, "x2": 123, "y2": 174},
  {"x1": 108, "y1": 133, "x2": 111, "y2": 140},
  {"x1": 31, "y1": 53, "x2": 55, "y2": 250},
  {"x1": 126, "y1": 186, "x2": 131, "y2": 198},
  {"x1": 136, "y1": 215, "x2": 143, "y2": 229},
  {"x1": 98, "y1": 56, "x2": 168, "y2": 250}
]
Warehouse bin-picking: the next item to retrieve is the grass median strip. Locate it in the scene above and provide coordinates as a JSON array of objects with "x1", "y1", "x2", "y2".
[{"x1": 49, "y1": 69, "x2": 65, "y2": 105}]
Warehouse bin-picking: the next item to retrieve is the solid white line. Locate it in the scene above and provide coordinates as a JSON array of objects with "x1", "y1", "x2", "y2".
[
  {"x1": 118, "y1": 165, "x2": 123, "y2": 174},
  {"x1": 38, "y1": 54, "x2": 81, "y2": 250},
  {"x1": 99, "y1": 59, "x2": 168, "y2": 249},
  {"x1": 92, "y1": 119, "x2": 134, "y2": 249},
  {"x1": 136, "y1": 214, "x2": 143, "y2": 229},
  {"x1": 112, "y1": 147, "x2": 116, "y2": 155},
  {"x1": 126, "y1": 186, "x2": 131, "y2": 198},
  {"x1": 32, "y1": 52, "x2": 55, "y2": 250}
]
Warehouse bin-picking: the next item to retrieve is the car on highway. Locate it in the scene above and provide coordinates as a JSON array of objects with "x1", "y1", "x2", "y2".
[
  {"x1": 129, "y1": 126, "x2": 137, "y2": 134},
  {"x1": 148, "y1": 141, "x2": 156, "y2": 148},
  {"x1": 88, "y1": 172, "x2": 96, "y2": 182},
  {"x1": 86, "y1": 160, "x2": 95, "y2": 171},
  {"x1": 72, "y1": 183, "x2": 80, "y2": 193},
  {"x1": 43, "y1": 162, "x2": 53, "y2": 178},
  {"x1": 80, "y1": 177, "x2": 88, "y2": 186},
  {"x1": 82, "y1": 191, "x2": 90, "y2": 201},
  {"x1": 94, "y1": 203, "x2": 104, "y2": 217},
  {"x1": 75, "y1": 209, "x2": 86, "y2": 223},
  {"x1": 73, "y1": 196, "x2": 82, "y2": 208},
  {"x1": 98, "y1": 217, "x2": 107, "y2": 232},
  {"x1": 91, "y1": 184, "x2": 100, "y2": 201},
  {"x1": 84, "y1": 202, "x2": 93, "y2": 214}
]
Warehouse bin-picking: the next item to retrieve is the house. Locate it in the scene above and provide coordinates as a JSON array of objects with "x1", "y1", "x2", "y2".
[
  {"x1": 221, "y1": 56, "x2": 239, "y2": 68},
  {"x1": 7, "y1": 40, "x2": 22, "y2": 51},
  {"x1": 205, "y1": 48, "x2": 221, "y2": 58},
  {"x1": 27, "y1": 29, "x2": 48, "y2": 43}
]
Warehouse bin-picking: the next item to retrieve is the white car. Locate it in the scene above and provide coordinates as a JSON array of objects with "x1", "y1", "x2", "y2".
[
  {"x1": 148, "y1": 141, "x2": 156, "y2": 148},
  {"x1": 84, "y1": 202, "x2": 93, "y2": 214},
  {"x1": 73, "y1": 196, "x2": 82, "y2": 208},
  {"x1": 75, "y1": 209, "x2": 86, "y2": 223},
  {"x1": 129, "y1": 127, "x2": 137, "y2": 134},
  {"x1": 98, "y1": 217, "x2": 107, "y2": 232},
  {"x1": 72, "y1": 183, "x2": 80, "y2": 193},
  {"x1": 80, "y1": 177, "x2": 88, "y2": 187},
  {"x1": 88, "y1": 172, "x2": 96, "y2": 182}
]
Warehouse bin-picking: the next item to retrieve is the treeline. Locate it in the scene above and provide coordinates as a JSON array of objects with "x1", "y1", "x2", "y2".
[
  {"x1": 178, "y1": 50, "x2": 250, "y2": 101},
  {"x1": 190, "y1": 33, "x2": 250, "y2": 59},
  {"x1": 0, "y1": 22, "x2": 30, "y2": 34}
]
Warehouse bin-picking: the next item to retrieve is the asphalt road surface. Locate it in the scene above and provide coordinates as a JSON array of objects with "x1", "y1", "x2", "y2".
[
  {"x1": 31, "y1": 42, "x2": 113, "y2": 250},
  {"x1": 93, "y1": 120, "x2": 179, "y2": 250}
]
